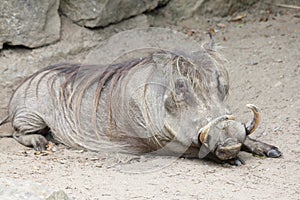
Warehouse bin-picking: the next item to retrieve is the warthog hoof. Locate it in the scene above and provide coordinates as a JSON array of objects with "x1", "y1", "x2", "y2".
[
  {"x1": 266, "y1": 148, "x2": 282, "y2": 158},
  {"x1": 13, "y1": 133, "x2": 49, "y2": 152}
]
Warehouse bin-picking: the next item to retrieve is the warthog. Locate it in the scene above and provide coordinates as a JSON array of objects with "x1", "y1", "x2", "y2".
[{"x1": 0, "y1": 48, "x2": 281, "y2": 165}]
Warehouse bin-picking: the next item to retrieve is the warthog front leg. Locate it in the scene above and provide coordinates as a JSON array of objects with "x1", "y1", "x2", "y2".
[
  {"x1": 242, "y1": 136, "x2": 281, "y2": 158},
  {"x1": 13, "y1": 128, "x2": 49, "y2": 152}
]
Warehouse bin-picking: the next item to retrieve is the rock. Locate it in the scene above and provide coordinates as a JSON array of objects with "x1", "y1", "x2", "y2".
[
  {"x1": 197, "y1": 0, "x2": 259, "y2": 17},
  {"x1": 46, "y1": 190, "x2": 70, "y2": 200},
  {"x1": 83, "y1": 28, "x2": 204, "y2": 65},
  {"x1": 100, "y1": 14, "x2": 151, "y2": 34},
  {"x1": 160, "y1": 0, "x2": 259, "y2": 21},
  {"x1": 162, "y1": 0, "x2": 205, "y2": 20},
  {"x1": 0, "y1": 0, "x2": 60, "y2": 49},
  {"x1": 59, "y1": 0, "x2": 169, "y2": 28},
  {"x1": 0, "y1": 177, "x2": 69, "y2": 200}
]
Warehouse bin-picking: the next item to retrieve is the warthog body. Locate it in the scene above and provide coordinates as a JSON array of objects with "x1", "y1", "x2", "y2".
[{"x1": 1, "y1": 49, "x2": 281, "y2": 165}]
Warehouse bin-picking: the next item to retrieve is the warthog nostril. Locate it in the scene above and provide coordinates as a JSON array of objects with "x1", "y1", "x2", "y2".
[{"x1": 198, "y1": 115, "x2": 235, "y2": 146}]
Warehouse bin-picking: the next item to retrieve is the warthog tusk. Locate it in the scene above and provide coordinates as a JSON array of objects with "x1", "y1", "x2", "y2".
[
  {"x1": 245, "y1": 104, "x2": 261, "y2": 135},
  {"x1": 199, "y1": 115, "x2": 235, "y2": 145}
]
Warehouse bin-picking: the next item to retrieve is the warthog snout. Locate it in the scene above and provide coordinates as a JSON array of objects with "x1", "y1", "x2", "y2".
[{"x1": 197, "y1": 104, "x2": 261, "y2": 161}]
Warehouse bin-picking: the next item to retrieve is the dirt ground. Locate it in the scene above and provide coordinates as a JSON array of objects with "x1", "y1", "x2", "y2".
[{"x1": 0, "y1": 10, "x2": 299, "y2": 200}]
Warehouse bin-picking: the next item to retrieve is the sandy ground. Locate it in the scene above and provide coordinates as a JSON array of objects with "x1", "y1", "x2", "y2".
[{"x1": 0, "y1": 11, "x2": 299, "y2": 199}]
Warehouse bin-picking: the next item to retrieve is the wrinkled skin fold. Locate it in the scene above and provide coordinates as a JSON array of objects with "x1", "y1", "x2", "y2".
[{"x1": 0, "y1": 49, "x2": 281, "y2": 165}]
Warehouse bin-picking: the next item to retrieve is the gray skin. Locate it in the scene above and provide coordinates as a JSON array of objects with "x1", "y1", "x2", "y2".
[{"x1": 1, "y1": 49, "x2": 281, "y2": 165}]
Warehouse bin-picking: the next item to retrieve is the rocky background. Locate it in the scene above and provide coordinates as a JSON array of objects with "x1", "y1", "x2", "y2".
[
  {"x1": 0, "y1": 0, "x2": 294, "y2": 111},
  {"x1": 0, "y1": 0, "x2": 299, "y2": 199},
  {"x1": 0, "y1": 0, "x2": 261, "y2": 49},
  {"x1": 0, "y1": 0, "x2": 249, "y2": 114}
]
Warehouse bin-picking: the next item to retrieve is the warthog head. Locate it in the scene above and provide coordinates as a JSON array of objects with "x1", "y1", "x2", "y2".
[
  {"x1": 163, "y1": 77, "x2": 260, "y2": 161},
  {"x1": 159, "y1": 52, "x2": 260, "y2": 162}
]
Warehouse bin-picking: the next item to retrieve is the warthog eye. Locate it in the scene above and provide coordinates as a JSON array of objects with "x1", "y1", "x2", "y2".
[
  {"x1": 175, "y1": 78, "x2": 188, "y2": 95},
  {"x1": 164, "y1": 78, "x2": 197, "y2": 114},
  {"x1": 164, "y1": 95, "x2": 178, "y2": 115}
]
